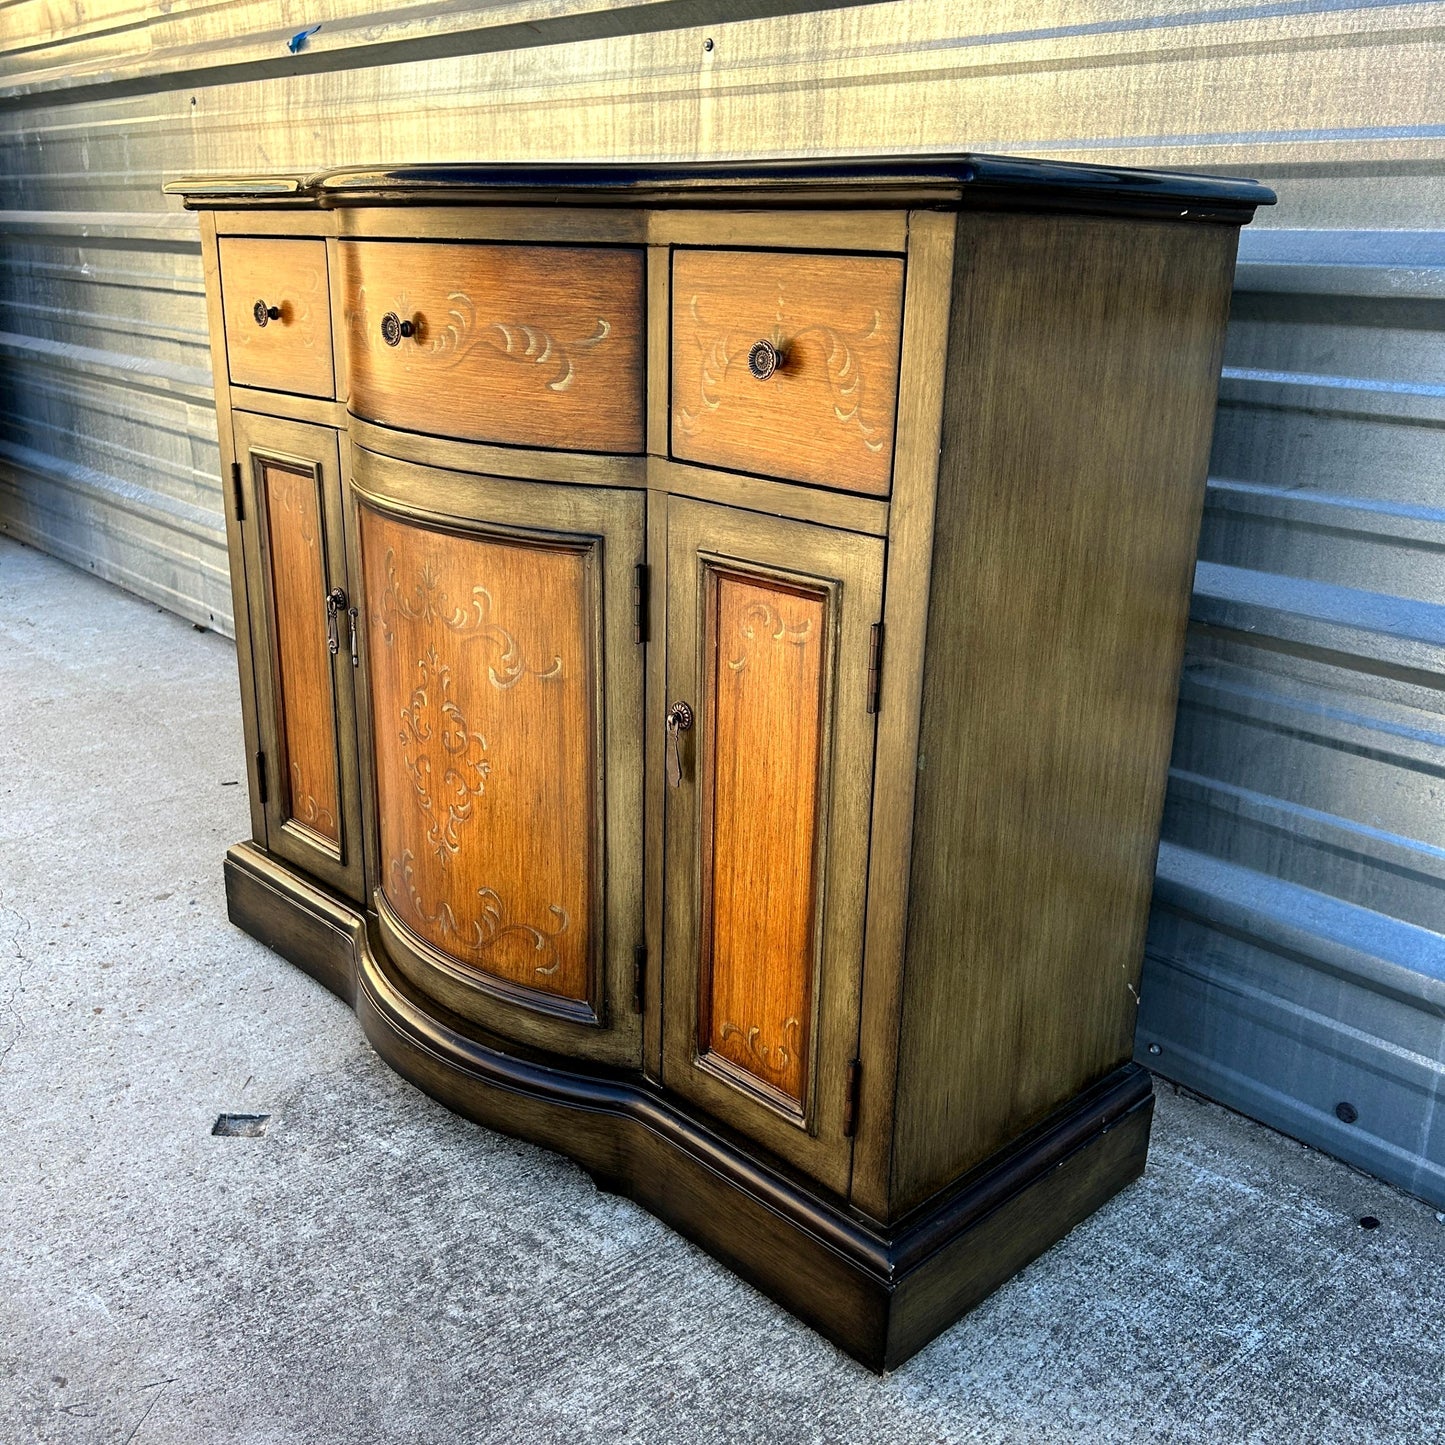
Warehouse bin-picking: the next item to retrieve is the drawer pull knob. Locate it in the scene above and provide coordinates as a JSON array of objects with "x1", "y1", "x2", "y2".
[
  {"x1": 665, "y1": 700, "x2": 694, "y2": 789},
  {"x1": 380, "y1": 312, "x2": 416, "y2": 347},
  {"x1": 747, "y1": 338, "x2": 785, "y2": 381},
  {"x1": 252, "y1": 299, "x2": 281, "y2": 327}
]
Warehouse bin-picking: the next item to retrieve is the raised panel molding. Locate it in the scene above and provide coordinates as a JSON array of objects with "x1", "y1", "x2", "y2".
[{"x1": 359, "y1": 503, "x2": 598, "y2": 1006}]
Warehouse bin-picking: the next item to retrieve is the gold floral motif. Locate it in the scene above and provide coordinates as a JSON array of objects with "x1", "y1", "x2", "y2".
[
  {"x1": 719, "y1": 1015, "x2": 803, "y2": 1076},
  {"x1": 390, "y1": 851, "x2": 569, "y2": 977},
  {"x1": 398, "y1": 645, "x2": 490, "y2": 861},
  {"x1": 288, "y1": 761, "x2": 336, "y2": 836},
  {"x1": 376, "y1": 548, "x2": 563, "y2": 689},
  {"x1": 727, "y1": 599, "x2": 814, "y2": 673},
  {"x1": 677, "y1": 287, "x2": 888, "y2": 453}
]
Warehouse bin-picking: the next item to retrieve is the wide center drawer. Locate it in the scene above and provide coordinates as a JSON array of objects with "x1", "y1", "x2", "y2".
[
  {"x1": 670, "y1": 248, "x2": 905, "y2": 496},
  {"x1": 341, "y1": 241, "x2": 645, "y2": 454},
  {"x1": 219, "y1": 236, "x2": 335, "y2": 399}
]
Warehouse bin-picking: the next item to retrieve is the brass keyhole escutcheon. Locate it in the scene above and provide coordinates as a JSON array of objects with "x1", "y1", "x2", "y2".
[{"x1": 665, "y1": 700, "x2": 694, "y2": 788}]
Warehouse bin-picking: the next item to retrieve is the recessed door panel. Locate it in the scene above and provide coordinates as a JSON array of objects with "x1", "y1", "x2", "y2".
[
  {"x1": 360, "y1": 507, "x2": 595, "y2": 1004},
  {"x1": 262, "y1": 461, "x2": 341, "y2": 846},
  {"x1": 663, "y1": 497, "x2": 884, "y2": 1195},
  {"x1": 348, "y1": 448, "x2": 644, "y2": 1066},
  {"x1": 703, "y1": 571, "x2": 828, "y2": 1112},
  {"x1": 235, "y1": 412, "x2": 363, "y2": 902}
]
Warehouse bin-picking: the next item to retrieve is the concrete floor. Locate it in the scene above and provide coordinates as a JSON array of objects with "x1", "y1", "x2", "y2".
[{"x1": 1, "y1": 532, "x2": 1442, "y2": 1445}]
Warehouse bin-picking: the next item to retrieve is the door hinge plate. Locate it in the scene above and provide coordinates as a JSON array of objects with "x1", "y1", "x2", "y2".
[
  {"x1": 866, "y1": 622, "x2": 884, "y2": 715},
  {"x1": 230, "y1": 461, "x2": 244, "y2": 522},
  {"x1": 255, "y1": 750, "x2": 269, "y2": 806},
  {"x1": 633, "y1": 944, "x2": 647, "y2": 1013},
  {"x1": 844, "y1": 1058, "x2": 862, "y2": 1137},
  {"x1": 633, "y1": 563, "x2": 649, "y2": 645}
]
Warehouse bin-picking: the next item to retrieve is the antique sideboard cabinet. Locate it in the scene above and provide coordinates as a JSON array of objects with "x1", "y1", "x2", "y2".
[{"x1": 167, "y1": 156, "x2": 1271, "y2": 1369}]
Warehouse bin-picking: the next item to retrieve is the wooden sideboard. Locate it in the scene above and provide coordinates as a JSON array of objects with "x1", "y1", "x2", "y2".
[{"x1": 167, "y1": 156, "x2": 1272, "y2": 1370}]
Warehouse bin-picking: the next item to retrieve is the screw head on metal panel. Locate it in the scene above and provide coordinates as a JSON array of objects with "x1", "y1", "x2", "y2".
[
  {"x1": 1147, "y1": 1043, "x2": 1161, "y2": 1056},
  {"x1": 1335, "y1": 1101, "x2": 1359, "y2": 1124}
]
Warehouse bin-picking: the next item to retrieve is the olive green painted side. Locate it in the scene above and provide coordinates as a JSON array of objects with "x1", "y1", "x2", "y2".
[{"x1": 889, "y1": 211, "x2": 1238, "y2": 1213}]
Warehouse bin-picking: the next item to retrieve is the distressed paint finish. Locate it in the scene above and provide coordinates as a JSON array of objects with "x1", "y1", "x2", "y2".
[
  {"x1": 342, "y1": 240, "x2": 644, "y2": 453},
  {"x1": 671, "y1": 248, "x2": 904, "y2": 495},
  {"x1": 358, "y1": 502, "x2": 596, "y2": 1004},
  {"x1": 219, "y1": 236, "x2": 334, "y2": 398},
  {"x1": 1, "y1": 0, "x2": 1443, "y2": 1209},
  {"x1": 701, "y1": 570, "x2": 827, "y2": 1110},
  {"x1": 260, "y1": 459, "x2": 340, "y2": 845},
  {"x1": 892, "y1": 211, "x2": 1239, "y2": 1210}
]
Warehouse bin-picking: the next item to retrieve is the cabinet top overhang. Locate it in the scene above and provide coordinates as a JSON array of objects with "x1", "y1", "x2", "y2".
[{"x1": 164, "y1": 153, "x2": 1274, "y2": 224}]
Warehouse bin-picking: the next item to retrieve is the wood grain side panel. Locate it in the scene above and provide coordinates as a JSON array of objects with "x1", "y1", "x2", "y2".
[
  {"x1": 358, "y1": 505, "x2": 596, "y2": 1004},
  {"x1": 260, "y1": 460, "x2": 340, "y2": 845},
  {"x1": 702, "y1": 572, "x2": 828, "y2": 1110},
  {"x1": 670, "y1": 249, "x2": 904, "y2": 496},
  {"x1": 219, "y1": 236, "x2": 334, "y2": 398},
  {"x1": 891, "y1": 213, "x2": 1240, "y2": 1212},
  {"x1": 342, "y1": 241, "x2": 644, "y2": 453}
]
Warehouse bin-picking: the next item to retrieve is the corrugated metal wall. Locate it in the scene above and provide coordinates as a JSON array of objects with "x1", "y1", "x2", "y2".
[{"x1": 2, "y1": 0, "x2": 1442, "y2": 1205}]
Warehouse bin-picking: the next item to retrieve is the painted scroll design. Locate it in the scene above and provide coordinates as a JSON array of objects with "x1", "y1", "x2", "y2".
[
  {"x1": 376, "y1": 548, "x2": 563, "y2": 689},
  {"x1": 267, "y1": 469, "x2": 318, "y2": 546},
  {"x1": 676, "y1": 283, "x2": 890, "y2": 453},
  {"x1": 397, "y1": 645, "x2": 490, "y2": 861},
  {"x1": 289, "y1": 761, "x2": 337, "y2": 838},
  {"x1": 390, "y1": 851, "x2": 569, "y2": 977},
  {"x1": 718, "y1": 1016, "x2": 803, "y2": 1078},
  {"x1": 352, "y1": 285, "x2": 611, "y2": 392},
  {"x1": 727, "y1": 599, "x2": 814, "y2": 673}
]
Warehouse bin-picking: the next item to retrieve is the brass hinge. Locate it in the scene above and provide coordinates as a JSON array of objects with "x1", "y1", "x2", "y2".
[
  {"x1": 632, "y1": 563, "x2": 649, "y2": 645},
  {"x1": 843, "y1": 1058, "x2": 863, "y2": 1137},
  {"x1": 255, "y1": 750, "x2": 268, "y2": 806},
  {"x1": 229, "y1": 461, "x2": 244, "y2": 522},
  {"x1": 866, "y1": 622, "x2": 884, "y2": 715},
  {"x1": 633, "y1": 944, "x2": 647, "y2": 1013}
]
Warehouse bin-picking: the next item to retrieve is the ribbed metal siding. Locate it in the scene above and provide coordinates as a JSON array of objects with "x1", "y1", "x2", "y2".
[
  {"x1": 1139, "y1": 224, "x2": 1445, "y2": 1207},
  {"x1": 1, "y1": 1, "x2": 1441, "y2": 1205}
]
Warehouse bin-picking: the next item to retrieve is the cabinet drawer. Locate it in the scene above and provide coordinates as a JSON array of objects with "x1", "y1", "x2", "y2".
[
  {"x1": 219, "y1": 237, "x2": 335, "y2": 398},
  {"x1": 341, "y1": 241, "x2": 645, "y2": 454},
  {"x1": 670, "y1": 248, "x2": 905, "y2": 496}
]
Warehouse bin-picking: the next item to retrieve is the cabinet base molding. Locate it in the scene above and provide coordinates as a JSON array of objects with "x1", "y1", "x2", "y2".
[{"x1": 224, "y1": 842, "x2": 1153, "y2": 1371}]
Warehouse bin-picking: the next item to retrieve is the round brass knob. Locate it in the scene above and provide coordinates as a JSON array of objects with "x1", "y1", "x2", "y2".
[
  {"x1": 380, "y1": 312, "x2": 416, "y2": 347},
  {"x1": 253, "y1": 299, "x2": 281, "y2": 327},
  {"x1": 748, "y1": 338, "x2": 784, "y2": 381}
]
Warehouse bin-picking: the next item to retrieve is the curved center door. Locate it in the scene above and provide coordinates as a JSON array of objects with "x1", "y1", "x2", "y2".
[{"x1": 348, "y1": 447, "x2": 644, "y2": 1067}]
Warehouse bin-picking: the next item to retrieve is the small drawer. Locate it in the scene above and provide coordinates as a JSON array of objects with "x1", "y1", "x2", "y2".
[
  {"x1": 341, "y1": 241, "x2": 645, "y2": 454},
  {"x1": 219, "y1": 237, "x2": 335, "y2": 398},
  {"x1": 671, "y1": 248, "x2": 905, "y2": 496}
]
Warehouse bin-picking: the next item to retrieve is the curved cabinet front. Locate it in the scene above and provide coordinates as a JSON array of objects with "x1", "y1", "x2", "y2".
[
  {"x1": 341, "y1": 240, "x2": 645, "y2": 454},
  {"x1": 347, "y1": 446, "x2": 644, "y2": 1067}
]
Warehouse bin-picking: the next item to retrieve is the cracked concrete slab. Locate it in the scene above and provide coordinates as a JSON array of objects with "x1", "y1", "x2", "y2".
[{"x1": 1, "y1": 534, "x2": 1442, "y2": 1445}]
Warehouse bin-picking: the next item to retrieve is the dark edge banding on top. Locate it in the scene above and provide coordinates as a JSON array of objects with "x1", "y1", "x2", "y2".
[{"x1": 165, "y1": 153, "x2": 1275, "y2": 221}]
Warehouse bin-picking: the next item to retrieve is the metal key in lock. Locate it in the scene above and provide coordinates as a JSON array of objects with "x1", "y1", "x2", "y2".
[{"x1": 665, "y1": 700, "x2": 694, "y2": 788}]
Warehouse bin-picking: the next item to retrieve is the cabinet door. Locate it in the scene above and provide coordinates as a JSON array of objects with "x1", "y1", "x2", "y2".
[
  {"x1": 662, "y1": 499, "x2": 884, "y2": 1195},
  {"x1": 349, "y1": 448, "x2": 644, "y2": 1068},
  {"x1": 235, "y1": 412, "x2": 363, "y2": 901}
]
